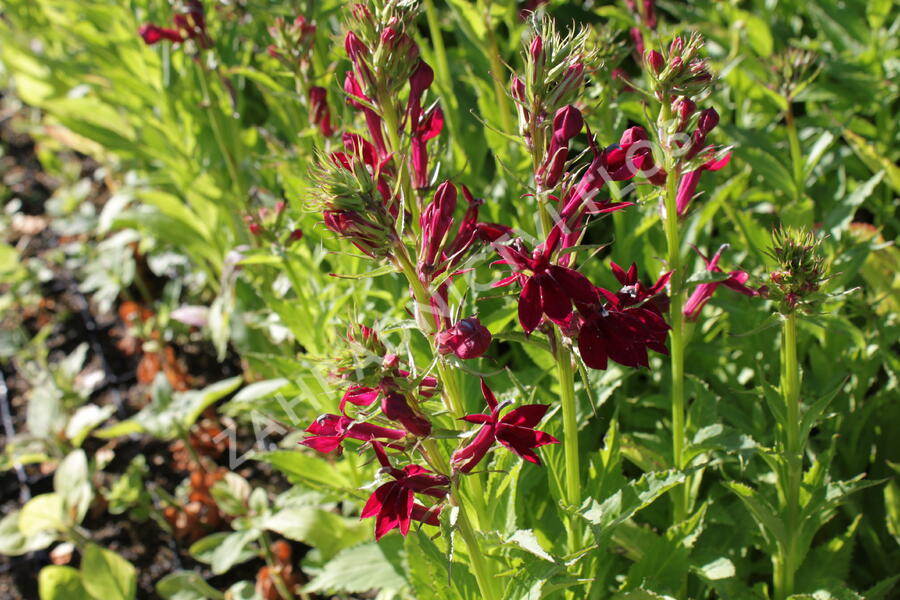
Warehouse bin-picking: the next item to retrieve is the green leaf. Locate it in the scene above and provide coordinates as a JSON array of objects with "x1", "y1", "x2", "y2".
[
  {"x1": 259, "y1": 450, "x2": 351, "y2": 490},
  {"x1": 81, "y1": 543, "x2": 137, "y2": 600},
  {"x1": 723, "y1": 482, "x2": 785, "y2": 550},
  {"x1": 156, "y1": 571, "x2": 224, "y2": 600},
  {"x1": 193, "y1": 530, "x2": 260, "y2": 575},
  {"x1": 0, "y1": 511, "x2": 55, "y2": 556},
  {"x1": 580, "y1": 470, "x2": 684, "y2": 545},
  {"x1": 304, "y1": 539, "x2": 408, "y2": 595},
  {"x1": 38, "y1": 565, "x2": 90, "y2": 600},
  {"x1": 19, "y1": 493, "x2": 66, "y2": 537},
  {"x1": 264, "y1": 507, "x2": 369, "y2": 562},
  {"x1": 505, "y1": 529, "x2": 556, "y2": 563},
  {"x1": 210, "y1": 473, "x2": 251, "y2": 517},
  {"x1": 885, "y1": 480, "x2": 900, "y2": 547},
  {"x1": 54, "y1": 450, "x2": 92, "y2": 526}
]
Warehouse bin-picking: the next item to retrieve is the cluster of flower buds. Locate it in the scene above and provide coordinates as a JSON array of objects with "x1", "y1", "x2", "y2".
[
  {"x1": 139, "y1": 0, "x2": 212, "y2": 49},
  {"x1": 267, "y1": 16, "x2": 316, "y2": 69},
  {"x1": 511, "y1": 18, "x2": 595, "y2": 149},
  {"x1": 770, "y1": 47, "x2": 821, "y2": 102},
  {"x1": 683, "y1": 244, "x2": 758, "y2": 321},
  {"x1": 417, "y1": 181, "x2": 509, "y2": 332},
  {"x1": 644, "y1": 33, "x2": 712, "y2": 100},
  {"x1": 243, "y1": 200, "x2": 303, "y2": 244},
  {"x1": 763, "y1": 228, "x2": 829, "y2": 314},
  {"x1": 268, "y1": 16, "x2": 336, "y2": 137},
  {"x1": 345, "y1": 2, "x2": 421, "y2": 100},
  {"x1": 310, "y1": 134, "x2": 400, "y2": 258},
  {"x1": 656, "y1": 103, "x2": 732, "y2": 215}
]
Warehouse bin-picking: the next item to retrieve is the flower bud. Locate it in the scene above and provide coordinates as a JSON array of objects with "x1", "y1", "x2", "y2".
[
  {"x1": 697, "y1": 107, "x2": 719, "y2": 135},
  {"x1": 511, "y1": 75, "x2": 527, "y2": 103},
  {"x1": 669, "y1": 36, "x2": 684, "y2": 56},
  {"x1": 552, "y1": 105, "x2": 584, "y2": 142},
  {"x1": 530, "y1": 35, "x2": 544, "y2": 63},
  {"x1": 381, "y1": 392, "x2": 431, "y2": 437},
  {"x1": 645, "y1": 49, "x2": 665, "y2": 74},
  {"x1": 344, "y1": 31, "x2": 368, "y2": 62},
  {"x1": 436, "y1": 317, "x2": 492, "y2": 359}
]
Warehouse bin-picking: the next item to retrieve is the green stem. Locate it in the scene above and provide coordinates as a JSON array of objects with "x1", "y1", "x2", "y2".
[
  {"x1": 775, "y1": 312, "x2": 802, "y2": 600},
  {"x1": 556, "y1": 341, "x2": 582, "y2": 553},
  {"x1": 785, "y1": 104, "x2": 804, "y2": 200},
  {"x1": 421, "y1": 438, "x2": 498, "y2": 600},
  {"x1": 662, "y1": 157, "x2": 688, "y2": 523},
  {"x1": 377, "y1": 94, "x2": 418, "y2": 223}
]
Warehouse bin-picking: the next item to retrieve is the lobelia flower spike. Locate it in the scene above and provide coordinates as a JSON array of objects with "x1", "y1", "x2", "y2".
[
  {"x1": 361, "y1": 442, "x2": 448, "y2": 540},
  {"x1": 451, "y1": 378, "x2": 559, "y2": 473},
  {"x1": 683, "y1": 244, "x2": 758, "y2": 321}
]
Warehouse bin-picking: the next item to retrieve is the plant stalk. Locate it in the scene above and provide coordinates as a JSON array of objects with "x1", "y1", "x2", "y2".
[
  {"x1": 662, "y1": 157, "x2": 688, "y2": 523},
  {"x1": 784, "y1": 104, "x2": 804, "y2": 200},
  {"x1": 775, "y1": 312, "x2": 802, "y2": 600},
  {"x1": 556, "y1": 340, "x2": 582, "y2": 553}
]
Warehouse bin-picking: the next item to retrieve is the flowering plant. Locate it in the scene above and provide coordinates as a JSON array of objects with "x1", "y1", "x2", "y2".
[{"x1": 0, "y1": 1, "x2": 896, "y2": 599}]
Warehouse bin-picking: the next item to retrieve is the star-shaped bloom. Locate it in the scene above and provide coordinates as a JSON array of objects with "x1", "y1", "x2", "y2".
[
  {"x1": 300, "y1": 414, "x2": 406, "y2": 454},
  {"x1": 361, "y1": 443, "x2": 448, "y2": 540},
  {"x1": 451, "y1": 379, "x2": 559, "y2": 473}
]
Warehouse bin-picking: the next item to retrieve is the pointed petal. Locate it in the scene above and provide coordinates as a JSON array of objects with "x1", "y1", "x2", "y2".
[
  {"x1": 501, "y1": 404, "x2": 549, "y2": 428},
  {"x1": 518, "y1": 277, "x2": 542, "y2": 333}
]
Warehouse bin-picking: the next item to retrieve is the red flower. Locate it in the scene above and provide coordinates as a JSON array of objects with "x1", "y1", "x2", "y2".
[
  {"x1": 572, "y1": 272, "x2": 670, "y2": 369},
  {"x1": 675, "y1": 153, "x2": 731, "y2": 216},
  {"x1": 139, "y1": 24, "x2": 183, "y2": 45},
  {"x1": 436, "y1": 317, "x2": 492, "y2": 359},
  {"x1": 361, "y1": 443, "x2": 448, "y2": 540},
  {"x1": 300, "y1": 414, "x2": 405, "y2": 454},
  {"x1": 309, "y1": 87, "x2": 335, "y2": 137},
  {"x1": 683, "y1": 245, "x2": 757, "y2": 321},
  {"x1": 492, "y1": 238, "x2": 596, "y2": 334},
  {"x1": 610, "y1": 261, "x2": 671, "y2": 313},
  {"x1": 536, "y1": 105, "x2": 583, "y2": 189},
  {"x1": 451, "y1": 379, "x2": 558, "y2": 473},
  {"x1": 381, "y1": 392, "x2": 432, "y2": 437}
]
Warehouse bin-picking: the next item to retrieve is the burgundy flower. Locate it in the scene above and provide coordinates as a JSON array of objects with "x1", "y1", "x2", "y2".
[
  {"x1": 300, "y1": 414, "x2": 405, "y2": 454},
  {"x1": 343, "y1": 71, "x2": 388, "y2": 159},
  {"x1": 451, "y1": 379, "x2": 558, "y2": 473},
  {"x1": 309, "y1": 86, "x2": 335, "y2": 137},
  {"x1": 536, "y1": 105, "x2": 583, "y2": 188},
  {"x1": 675, "y1": 152, "x2": 731, "y2": 216},
  {"x1": 436, "y1": 317, "x2": 492, "y2": 359},
  {"x1": 610, "y1": 261, "x2": 671, "y2": 313},
  {"x1": 573, "y1": 283, "x2": 670, "y2": 370},
  {"x1": 381, "y1": 392, "x2": 431, "y2": 437},
  {"x1": 557, "y1": 127, "x2": 650, "y2": 223},
  {"x1": 683, "y1": 245, "x2": 757, "y2": 321},
  {"x1": 140, "y1": 1, "x2": 211, "y2": 48},
  {"x1": 361, "y1": 443, "x2": 448, "y2": 539},
  {"x1": 410, "y1": 106, "x2": 444, "y2": 189},
  {"x1": 139, "y1": 24, "x2": 183, "y2": 45},
  {"x1": 492, "y1": 237, "x2": 596, "y2": 334}
]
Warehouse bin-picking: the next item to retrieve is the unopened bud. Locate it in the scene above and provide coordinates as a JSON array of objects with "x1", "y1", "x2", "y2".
[
  {"x1": 646, "y1": 50, "x2": 665, "y2": 74},
  {"x1": 697, "y1": 108, "x2": 719, "y2": 135}
]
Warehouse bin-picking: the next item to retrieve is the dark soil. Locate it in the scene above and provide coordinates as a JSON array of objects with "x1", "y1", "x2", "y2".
[{"x1": 0, "y1": 94, "x2": 305, "y2": 599}]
